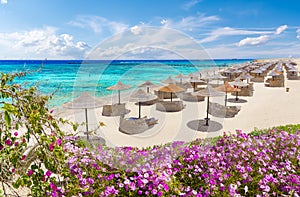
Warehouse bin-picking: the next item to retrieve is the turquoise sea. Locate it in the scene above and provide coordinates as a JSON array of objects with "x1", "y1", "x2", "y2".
[{"x1": 0, "y1": 59, "x2": 252, "y2": 107}]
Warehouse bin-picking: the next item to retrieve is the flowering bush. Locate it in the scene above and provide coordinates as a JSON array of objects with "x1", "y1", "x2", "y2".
[
  {"x1": 0, "y1": 72, "x2": 74, "y2": 196},
  {"x1": 62, "y1": 129, "x2": 300, "y2": 196},
  {"x1": 1, "y1": 72, "x2": 299, "y2": 196}
]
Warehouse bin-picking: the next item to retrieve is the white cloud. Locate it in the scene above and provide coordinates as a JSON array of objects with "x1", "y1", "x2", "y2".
[
  {"x1": 237, "y1": 35, "x2": 270, "y2": 47},
  {"x1": 183, "y1": 0, "x2": 201, "y2": 10},
  {"x1": 87, "y1": 26, "x2": 212, "y2": 60},
  {"x1": 0, "y1": 27, "x2": 90, "y2": 59},
  {"x1": 69, "y1": 16, "x2": 128, "y2": 34},
  {"x1": 1, "y1": 0, "x2": 7, "y2": 4},
  {"x1": 160, "y1": 19, "x2": 168, "y2": 25},
  {"x1": 200, "y1": 27, "x2": 273, "y2": 43},
  {"x1": 162, "y1": 14, "x2": 219, "y2": 32},
  {"x1": 205, "y1": 42, "x2": 300, "y2": 59},
  {"x1": 275, "y1": 25, "x2": 288, "y2": 35},
  {"x1": 130, "y1": 25, "x2": 143, "y2": 35},
  {"x1": 296, "y1": 29, "x2": 300, "y2": 40}
]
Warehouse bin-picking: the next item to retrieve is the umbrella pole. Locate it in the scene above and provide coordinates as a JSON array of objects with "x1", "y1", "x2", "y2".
[
  {"x1": 85, "y1": 108, "x2": 89, "y2": 141},
  {"x1": 138, "y1": 102, "x2": 141, "y2": 119},
  {"x1": 118, "y1": 90, "x2": 121, "y2": 104},
  {"x1": 147, "y1": 87, "x2": 150, "y2": 93},
  {"x1": 225, "y1": 93, "x2": 227, "y2": 106},
  {"x1": 236, "y1": 91, "x2": 238, "y2": 101},
  {"x1": 205, "y1": 97, "x2": 210, "y2": 126},
  {"x1": 171, "y1": 92, "x2": 173, "y2": 102}
]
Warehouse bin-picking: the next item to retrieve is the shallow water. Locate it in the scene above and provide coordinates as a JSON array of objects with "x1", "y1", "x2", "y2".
[{"x1": 0, "y1": 59, "x2": 251, "y2": 107}]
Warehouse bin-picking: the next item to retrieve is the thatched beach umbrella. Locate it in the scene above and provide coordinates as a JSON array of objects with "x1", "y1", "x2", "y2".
[
  {"x1": 159, "y1": 83, "x2": 185, "y2": 102},
  {"x1": 210, "y1": 73, "x2": 227, "y2": 80},
  {"x1": 161, "y1": 76, "x2": 176, "y2": 84},
  {"x1": 239, "y1": 72, "x2": 254, "y2": 83},
  {"x1": 138, "y1": 80, "x2": 159, "y2": 93},
  {"x1": 251, "y1": 69, "x2": 263, "y2": 77},
  {"x1": 175, "y1": 73, "x2": 187, "y2": 84},
  {"x1": 130, "y1": 89, "x2": 158, "y2": 118},
  {"x1": 107, "y1": 81, "x2": 132, "y2": 104},
  {"x1": 215, "y1": 81, "x2": 240, "y2": 106},
  {"x1": 189, "y1": 78, "x2": 206, "y2": 91},
  {"x1": 63, "y1": 92, "x2": 105, "y2": 140},
  {"x1": 192, "y1": 85, "x2": 224, "y2": 126},
  {"x1": 268, "y1": 70, "x2": 280, "y2": 80},
  {"x1": 188, "y1": 73, "x2": 198, "y2": 80},
  {"x1": 229, "y1": 79, "x2": 248, "y2": 101}
]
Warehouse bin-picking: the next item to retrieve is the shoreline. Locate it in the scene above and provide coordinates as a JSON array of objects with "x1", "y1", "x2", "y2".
[{"x1": 52, "y1": 58, "x2": 300, "y2": 148}]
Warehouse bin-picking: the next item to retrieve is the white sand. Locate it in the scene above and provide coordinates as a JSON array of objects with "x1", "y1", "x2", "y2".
[{"x1": 55, "y1": 59, "x2": 300, "y2": 148}]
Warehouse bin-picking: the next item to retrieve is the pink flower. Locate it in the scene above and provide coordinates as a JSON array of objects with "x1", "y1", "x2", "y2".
[
  {"x1": 11, "y1": 168, "x2": 15, "y2": 173},
  {"x1": 50, "y1": 182, "x2": 57, "y2": 191},
  {"x1": 49, "y1": 143, "x2": 54, "y2": 151},
  {"x1": 27, "y1": 170, "x2": 33, "y2": 176},
  {"x1": 14, "y1": 132, "x2": 18, "y2": 136},
  {"x1": 50, "y1": 110, "x2": 54, "y2": 114},
  {"x1": 22, "y1": 138, "x2": 26, "y2": 143},
  {"x1": 14, "y1": 141, "x2": 19, "y2": 146},
  {"x1": 46, "y1": 170, "x2": 52, "y2": 177},
  {"x1": 21, "y1": 155, "x2": 26, "y2": 160},
  {"x1": 5, "y1": 139, "x2": 12, "y2": 146},
  {"x1": 56, "y1": 139, "x2": 62, "y2": 146}
]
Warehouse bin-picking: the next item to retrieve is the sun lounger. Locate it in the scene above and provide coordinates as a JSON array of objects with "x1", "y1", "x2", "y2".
[
  {"x1": 208, "y1": 102, "x2": 241, "y2": 118},
  {"x1": 119, "y1": 116, "x2": 158, "y2": 135},
  {"x1": 154, "y1": 90, "x2": 181, "y2": 99},
  {"x1": 156, "y1": 101, "x2": 186, "y2": 112},
  {"x1": 264, "y1": 79, "x2": 284, "y2": 87},
  {"x1": 102, "y1": 103, "x2": 130, "y2": 116},
  {"x1": 181, "y1": 92, "x2": 205, "y2": 102},
  {"x1": 139, "y1": 98, "x2": 160, "y2": 106},
  {"x1": 251, "y1": 77, "x2": 264, "y2": 82}
]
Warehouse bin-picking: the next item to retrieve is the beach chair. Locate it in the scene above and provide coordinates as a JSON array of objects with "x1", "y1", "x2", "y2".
[
  {"x1": 139, "y1": 98, "x2": 160, "y2": 106},
  {"x1": 181, "y1": 92, "x2": 205, "y2": 102},
  {"x1": 208, "y1": 102, "x2": 241, "y2": 118},
  {"x1": 102, "y1": 103, "x2": 130, "y2": 116},
  {"x1": 156, "y1": 101, "x2": 186, "y2": 112},
  {"x1": 154, "y1": 90, "x2": 180, "y2": 100},
  {"x1": 119, "y1": 116, "x2": 158, "y2": 135}
]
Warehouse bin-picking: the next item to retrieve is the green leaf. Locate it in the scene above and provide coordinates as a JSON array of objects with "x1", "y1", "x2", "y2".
[{"x1": 4, "y1": 111, "x2": 11, "y2": 127}]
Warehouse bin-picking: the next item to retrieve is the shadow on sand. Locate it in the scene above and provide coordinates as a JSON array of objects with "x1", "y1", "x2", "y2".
[
  {"x1": 187, "y1": 119, "x2": 223, "y2": 132},
  {"x1": 227, "y1": 98, "x2": 247, "y2": 103}
]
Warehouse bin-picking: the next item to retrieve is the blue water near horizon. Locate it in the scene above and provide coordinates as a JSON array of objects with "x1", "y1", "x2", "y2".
[{"x1": 0, "y1": 59, "x2": 252, "y2": 107}]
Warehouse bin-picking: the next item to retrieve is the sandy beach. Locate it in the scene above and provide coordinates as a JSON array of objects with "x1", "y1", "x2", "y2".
[{"x1": 55, "y1": 58, "x2": 300, "y2": 148}]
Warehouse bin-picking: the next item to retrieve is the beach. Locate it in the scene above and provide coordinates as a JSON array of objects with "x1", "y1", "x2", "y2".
[{"x1": 54, "y1": 58, "x2": 300, "y2": 148}]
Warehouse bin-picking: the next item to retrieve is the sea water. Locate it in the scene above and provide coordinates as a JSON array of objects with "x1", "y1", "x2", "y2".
[{"x1": 0, "y1": 59, "x2": 251, "y2": 107}]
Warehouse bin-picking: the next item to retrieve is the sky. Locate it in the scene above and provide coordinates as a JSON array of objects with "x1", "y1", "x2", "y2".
[{"x1": 0, "y1": 0, "x2": 300, "y2": 60}]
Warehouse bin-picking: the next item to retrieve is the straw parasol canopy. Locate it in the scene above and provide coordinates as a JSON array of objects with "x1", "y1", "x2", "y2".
[
  {"x1": 175, "y1": 73, "x2": 187, "y2": 84},
  {"x1": 107, "y1": 81, "x2": 132, "y2": 104},
  {"x1": 130, "y1": 89, "x2": 158, "y2": 118},
  {"x1": 63, "y1": 92, "x2": 106, "y2": 140},
  {"x1": 239, "y1": 72, "x2": 253, "y2": 79},
  {"x1": 229, "y1": 79, "x2": 248, "y2": 101},
  {"x1": 189, "y1": 78, "x2": 206, "y2": 91},
  {"x1": 239, "y1": 72, "x2": 254, "y2": 83},
  {"x1": 210, "y1": 73, "x2": 228, "y2": 80},
  {"x1": 268, "y1": 70, "x2": 281, "y2": 80},
  {"x1": 161, "y1": 76, "x2": 176, "y2": 84},
  {"x1": 229, "y1": 79, "x2": 249, "y2": 87},
  {"x1": 251, "y1": 69, "x2": 263, "y2": 76},
  {"x1": 215, "y1": 82, "x2": 240, "y2": 106},
  {"x1": 192, "y1": 85, "x2": 225, "y2": 126},
  {"x1": 159, "y1": 83, "x2": 185, "y2": 102},
  {"x1": 138, "y1": 80, "x2": 159, "y2": 93}
]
